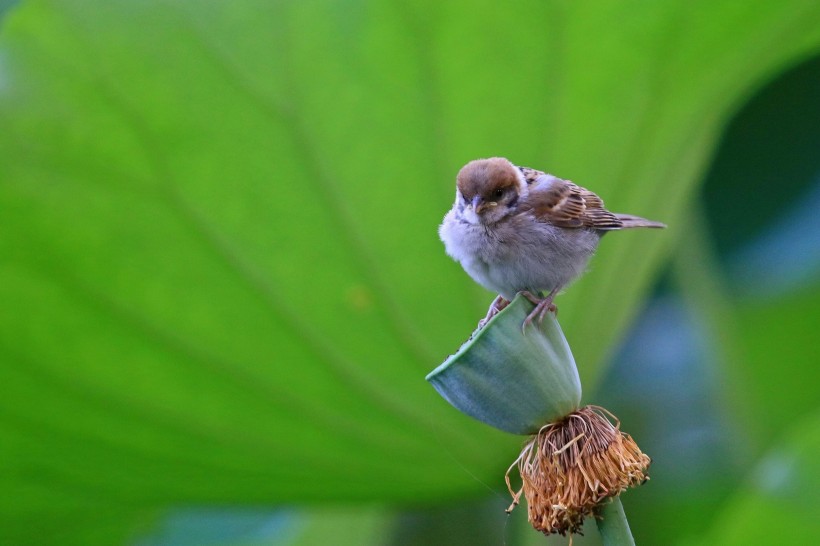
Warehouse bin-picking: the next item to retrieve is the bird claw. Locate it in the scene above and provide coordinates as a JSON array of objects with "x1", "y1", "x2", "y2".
[
  {"x1": 478, "y1": 295, "x2": 510, "y2": 329},
  {"x1": 519, "y1": 290, "x2": 559, "y2": 333}
]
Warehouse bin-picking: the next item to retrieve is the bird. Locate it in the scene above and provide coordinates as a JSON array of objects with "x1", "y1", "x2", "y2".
[{"x1": 439, "y1": 157, "x2": 665, "y2": 330}]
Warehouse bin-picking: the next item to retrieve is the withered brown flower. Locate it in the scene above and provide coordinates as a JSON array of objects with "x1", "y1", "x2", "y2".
[{"x1": 506, "y1": 405, "x2": 650, "y2": 536}]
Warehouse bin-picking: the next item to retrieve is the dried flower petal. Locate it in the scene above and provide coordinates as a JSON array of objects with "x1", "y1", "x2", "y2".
[{"x1": 506, "y1": 406, "x2": 650, "y2": 536}]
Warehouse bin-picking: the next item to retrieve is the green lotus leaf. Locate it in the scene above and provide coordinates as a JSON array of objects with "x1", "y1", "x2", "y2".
[{"x1": 2, "y1": 0, "x2": 820, "y2": 544}]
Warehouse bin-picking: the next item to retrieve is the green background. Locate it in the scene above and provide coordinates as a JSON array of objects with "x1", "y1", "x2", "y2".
[{"x1": 1, "y1": 1, "x2": 818, "y2": 544}]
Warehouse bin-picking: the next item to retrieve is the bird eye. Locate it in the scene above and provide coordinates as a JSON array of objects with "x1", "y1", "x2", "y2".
[{"x1": 494, "y1": 188, "x2": 504, "y2": 198}]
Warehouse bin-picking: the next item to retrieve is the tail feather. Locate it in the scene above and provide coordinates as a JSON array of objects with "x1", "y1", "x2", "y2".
[{"x1": 615, "y1": 213, "x2": 666, "y2": 229}]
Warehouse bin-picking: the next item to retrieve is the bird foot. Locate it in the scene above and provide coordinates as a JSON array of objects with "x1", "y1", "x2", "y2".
[
  {"x1": 520, "y1": 290, "x2": 558, "y2": 332},
  {"x1": 477, "y1": 295, "x2": 510, "y2": 329}
]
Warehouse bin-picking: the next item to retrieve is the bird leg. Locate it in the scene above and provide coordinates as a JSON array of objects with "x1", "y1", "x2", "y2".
[
  {"x1": 520, "y1": 287, "x2": 560, "y2": 332},
  {"x1": 478, "y1": 295, "x2": 510, "y2": 329}
]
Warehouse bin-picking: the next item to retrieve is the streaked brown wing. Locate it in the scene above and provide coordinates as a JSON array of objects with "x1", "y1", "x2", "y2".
[{"x1": 519, "y1": 168, "x2": 623, "y2": 230}]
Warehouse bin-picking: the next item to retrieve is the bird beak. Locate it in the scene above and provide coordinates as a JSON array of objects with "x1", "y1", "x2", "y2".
[{"x1": 472, "y1": 195, "x2": 487, "y2": 214}]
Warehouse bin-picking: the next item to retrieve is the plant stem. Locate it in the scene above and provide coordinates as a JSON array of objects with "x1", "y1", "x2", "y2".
[{"x1": 595, "y1": 496, "x2": 635, "y2": 546}]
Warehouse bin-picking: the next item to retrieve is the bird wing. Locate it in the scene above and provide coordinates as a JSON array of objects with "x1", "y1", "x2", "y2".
[{"x1": 518, "y1": 167, "x2": 623, "y2": 230}]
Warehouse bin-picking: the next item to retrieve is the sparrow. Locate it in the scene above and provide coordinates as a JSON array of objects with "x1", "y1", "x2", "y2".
[{"x1": 439, "y1": 157, "x2": 665, "y2": 329}]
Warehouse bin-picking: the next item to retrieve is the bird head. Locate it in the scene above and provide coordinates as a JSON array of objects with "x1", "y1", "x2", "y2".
[{"x1": 455, "y1": 157, "x2": 525, "y2": 225}]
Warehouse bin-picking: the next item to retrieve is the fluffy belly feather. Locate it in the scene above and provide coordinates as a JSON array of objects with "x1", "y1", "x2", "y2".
[{"x1": 440, "y1": 212, "x2": 600, "y2": 300}]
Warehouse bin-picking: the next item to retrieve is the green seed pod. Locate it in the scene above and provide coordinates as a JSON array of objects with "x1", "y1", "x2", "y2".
[{"x1": 426, "y1": 294, "x2": 582, "y2": 435}]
